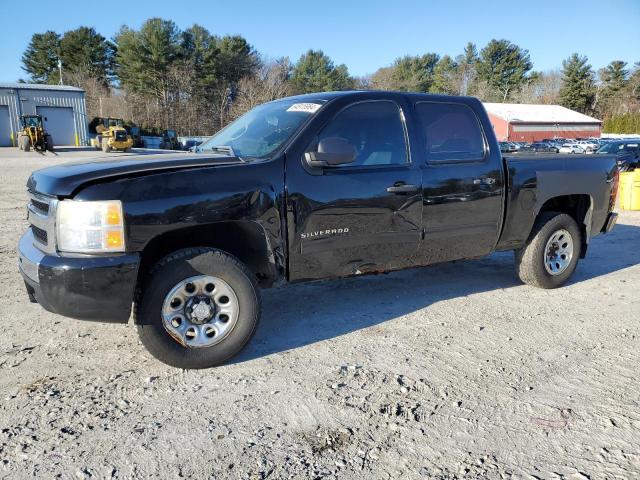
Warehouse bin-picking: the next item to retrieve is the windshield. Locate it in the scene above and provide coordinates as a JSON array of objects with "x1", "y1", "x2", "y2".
[
  {"x1": 198, "y1": 99, "x2": 326, "y2": 158},
  {"x1": 24, "y1": 117, "x2": 40, "y2": 127}
]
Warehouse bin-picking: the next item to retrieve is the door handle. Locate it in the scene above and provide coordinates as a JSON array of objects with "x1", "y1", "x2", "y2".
[
  {"x1": 473, "y1": 177, "x2": 496, "y2": 185},
  {"x1": 386, "y1": 183, "x2": 419, "y2": 194}
]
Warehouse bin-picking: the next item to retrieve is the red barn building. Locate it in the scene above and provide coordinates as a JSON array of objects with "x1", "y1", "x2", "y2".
[{"x1": 483, "y1": 103, "x2": 602, "y2": 142}]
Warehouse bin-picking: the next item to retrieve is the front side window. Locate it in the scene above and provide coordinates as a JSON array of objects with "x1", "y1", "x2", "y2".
[
  {"x1": 416, "y1": 102, "x2": 486, "y2": 162},
  {"x1": 312, "y1": 101, "x2": 408, "y2": 167}
]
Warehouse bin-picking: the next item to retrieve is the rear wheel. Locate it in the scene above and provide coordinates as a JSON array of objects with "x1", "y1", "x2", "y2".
[
  {"x1": 515, "y1": 212, "x2": 582, "y2": 289},
  {"x1": 45, "y1": 135, "x2": 54, "y2": 151},
  {"x1": 136, "y1": 248, "x2": 261, "y2": 369}
]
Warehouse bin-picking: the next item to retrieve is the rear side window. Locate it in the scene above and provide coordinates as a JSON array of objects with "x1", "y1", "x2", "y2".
[
  {"x1": 314, "y1": 101, "x2": 408, "y2": 167},
  {"x1": 415, "y1": 102, "x2": 485, "y2": 162}
]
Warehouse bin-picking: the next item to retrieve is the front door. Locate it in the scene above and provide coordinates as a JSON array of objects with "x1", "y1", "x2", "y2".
[{"x1": 286, "y1": 99, "x2": 423, "y2": 281}]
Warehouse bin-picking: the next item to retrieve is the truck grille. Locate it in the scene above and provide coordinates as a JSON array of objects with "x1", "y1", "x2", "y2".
[
  {"x1": 27, "y1": 191, "x2": 57, "y2": 253},
  {"x1": 30, "y1": 198, "x2": 50, "y2": 215},
  {"x1": 32, "y1": 225, "x2": 48, "y2": 244}
]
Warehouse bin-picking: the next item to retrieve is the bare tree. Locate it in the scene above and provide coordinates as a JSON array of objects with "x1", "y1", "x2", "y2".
[{"x1": 230, "y1": 59, "x2": 292, "y2": 120}]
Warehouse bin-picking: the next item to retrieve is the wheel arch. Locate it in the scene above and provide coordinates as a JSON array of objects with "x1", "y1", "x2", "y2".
[
  {"x1": 534, "y1": 193, "x2": 593, "y2": 258},
  {"x1": 136, "y1": 220, "x2": 281, "y2": 289}
]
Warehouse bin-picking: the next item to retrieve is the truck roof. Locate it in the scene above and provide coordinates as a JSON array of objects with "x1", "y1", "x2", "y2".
[{"x1": 278, "y1": 90, "x2": 479, "y2": 104}]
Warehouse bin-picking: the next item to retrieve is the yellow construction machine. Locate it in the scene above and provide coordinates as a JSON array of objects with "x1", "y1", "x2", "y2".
[
  {"x1": 90, "y1": 117, "x2": 133, "y2": 153},
  {"x1": 17, "y1": 115, "x2": 54, "y2": 152}
]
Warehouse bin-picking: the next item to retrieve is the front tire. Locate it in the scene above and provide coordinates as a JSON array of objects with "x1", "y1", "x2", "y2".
[
  {"x1": 20, "y1": 135, "x2": 30, "y2": 152},
  {"x1": 136, "y1": 248, "x2": 261, "y2": 369},
  {"x1": 515, "y1": 212, "x2": 582, "y2": 289}
]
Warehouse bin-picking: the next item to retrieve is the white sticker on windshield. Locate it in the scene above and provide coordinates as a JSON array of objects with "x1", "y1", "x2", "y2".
[{"x1": 286, "y1": 103, "x2": 322, "y2": 113}]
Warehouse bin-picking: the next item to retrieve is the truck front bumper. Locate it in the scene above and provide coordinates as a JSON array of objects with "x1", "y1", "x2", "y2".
[{"x1": 18, "y1": 229, "x2": 140, "y2": 323}]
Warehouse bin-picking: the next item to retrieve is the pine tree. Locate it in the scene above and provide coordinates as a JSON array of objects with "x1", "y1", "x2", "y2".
[
  {"x1": 598, "y1": 61, "x2": 629, "y2": 117},
  {"x1": 290, "y1": 50, "x2": 354, "y2": 94},
  {"x1": 558, "y1": 53, "x2": 595, "y2": 114},
  {"x1": 21, "y1": 31, "x2": 61, "y2": 83},
  {"x1": 456, "y1": 42, "x2": 479, "y2": 95},
  {"x1": 431, "y1": 55, "x2": 459, "y2": 94},
  {"x1": 59, "y1": 27, "x2": 114, "y2": 86},
  {"x1": 476, "y1": 39, "x2": 533, "y2": 101}
]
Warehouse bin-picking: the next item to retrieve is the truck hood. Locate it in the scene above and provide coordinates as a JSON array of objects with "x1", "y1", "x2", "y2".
[{"x1": 27, "y1": 152, "x2": 244, "y2": 196}]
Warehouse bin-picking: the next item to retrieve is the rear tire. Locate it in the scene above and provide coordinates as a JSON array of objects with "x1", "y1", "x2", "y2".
[
  {"x1": 515, "y1": 212, "x2": 582, "y2": 289},
  {"x1": 136, "y1": 248, "x2": 261, "y2": 369},
  {"x1": 45, "y1": 135, "x2": 54, "y2": 151}
]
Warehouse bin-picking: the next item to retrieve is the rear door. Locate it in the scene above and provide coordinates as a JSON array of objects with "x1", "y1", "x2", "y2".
[
  {"x1": 36, "y1": 106, "x2": 76, "y2": 145},
  {"x1": 286, "y1": 97, "x2": 423, "y2": 281},
  {"x1": 413, "y1": 100, "x2": 505, "y2": 263}
]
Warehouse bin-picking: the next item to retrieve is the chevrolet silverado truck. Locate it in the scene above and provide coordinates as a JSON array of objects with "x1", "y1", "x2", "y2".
[{"x1": 18, "y1": 91, "x2": 619, "y2": 369}]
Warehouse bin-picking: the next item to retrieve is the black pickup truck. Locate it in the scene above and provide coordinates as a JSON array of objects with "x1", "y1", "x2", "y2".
[{"x1": 18, "y1": 91, "x2": 619, "y2": 368}]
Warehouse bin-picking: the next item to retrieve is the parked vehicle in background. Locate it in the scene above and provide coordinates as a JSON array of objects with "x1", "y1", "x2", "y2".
[
  {"x1": 559, "y1": 143, "x2": 585, "y2": 154},
  {"x1": 89, "y1": 117, "x2": 133, "y2": 153},
  {"x1": 183, "y1": 139, "x2": 203, "y2": 151},
  {"x1": 596, "y1": 140, "x2": 640, "y2": 171},
  {"x1": 522, "y1": 142, "x2": 559, "y2": 153},
  {"x1": 161, "y1": 130, "x2": 180, "y2": 150},
  {"x1": 17, "y1": 91, "x2": 619, "y2": 368},
  {"x1": 499, "y1": 141, "x2": 516, "y2": 153},
  {"x1": 126, "y1": 126, "x2": 145, "y2": 148},
  {"x1": 576, "y1": 140, "x2": 599, "y2": 153},
  {"x1": 17, "y1": 115, "x2": 54, "y2": 152}
]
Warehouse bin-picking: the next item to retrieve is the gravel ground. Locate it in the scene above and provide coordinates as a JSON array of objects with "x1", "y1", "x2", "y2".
[{"x1": 0, "y1": 148, "x2": 639, "y2": 479}]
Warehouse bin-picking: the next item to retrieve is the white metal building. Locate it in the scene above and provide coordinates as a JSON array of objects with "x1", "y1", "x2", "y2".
[{"x1": 0, "y1": 83, "x2": 89, "y2": 147}]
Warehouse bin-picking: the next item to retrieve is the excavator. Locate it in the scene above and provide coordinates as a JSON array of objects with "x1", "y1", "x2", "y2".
[{"x1": 17, "y1": 115, "x2": 54, "y2": 152}]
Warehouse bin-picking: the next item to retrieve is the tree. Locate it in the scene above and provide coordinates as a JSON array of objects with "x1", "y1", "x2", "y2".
[
  {"x1": 290, "y1": 50, "x2": 353, "y2": 94},
  {"x1": 231, "y1": 58, "x2": 292, "y2": 118},
  {"x1": 558, "y1": 54, "x2": 595, "y2": 113},
  {"x1": 627, "y1": 62, "x2": 640, "y2": 105},
  {"x1": 431, "y1": 55, "x2": 459, "y2": 94},
  {"x1": 597, "y1": 60, "x2": 629, "y2": 117},
  {"x1": 59, "y1": 27, "x2": 115, "y2": 85},
  {"x1": 476, "y1": 39, "x2": 533, "y2": 101},
  {"x1": 513, "y1": 70, "x2": 561, "y2": 104},
  {"x1": 21, "y1": 31, "x2": 61, "y2": 83},
  {"x1": 116, "y1": 19, "x2": 188, "y2": 128},
  {"x1": 369, "y1": 53, "x2": 440, "y2": 92},
  {"x1": 456, "y1": 42, "x2": 479, "y2": 95},
  {"x1": 115, "y1": 21, "x2": 179, "y2": 99}
]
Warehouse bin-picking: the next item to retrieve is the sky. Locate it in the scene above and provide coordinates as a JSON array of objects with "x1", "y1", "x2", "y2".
[{"x1": 1, "y1": 0, "x2": 638, "y2": 82}]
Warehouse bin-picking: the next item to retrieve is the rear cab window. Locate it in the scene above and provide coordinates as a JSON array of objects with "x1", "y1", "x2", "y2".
[{"x1": 415, "y1": 102, "x2": 486, "y2": 163}]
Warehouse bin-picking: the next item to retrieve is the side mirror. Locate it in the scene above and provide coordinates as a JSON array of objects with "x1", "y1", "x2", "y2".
[{"x1": 305, "y1": 137, "x2": 357, "y2": 168}]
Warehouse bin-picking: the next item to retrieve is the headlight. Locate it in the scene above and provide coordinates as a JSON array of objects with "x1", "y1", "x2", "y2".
[{"x1": 56, "y1": 200, "x2": 125, "y2": 253}]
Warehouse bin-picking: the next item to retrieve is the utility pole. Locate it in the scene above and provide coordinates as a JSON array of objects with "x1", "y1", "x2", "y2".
[{"x1": 58, "y1": 58, "x2": 63, "y2": 85}]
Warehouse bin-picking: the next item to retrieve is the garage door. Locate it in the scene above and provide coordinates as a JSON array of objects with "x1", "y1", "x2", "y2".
[
  {"x1": 36, "y1": 106, "x2": 76, "y2": 146},
  {"x1": 0, "y1": 106, "x2": 12, "y2": 147}
]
